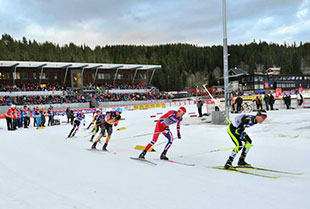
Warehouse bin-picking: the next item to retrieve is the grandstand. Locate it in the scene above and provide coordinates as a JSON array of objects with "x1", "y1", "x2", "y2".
[{"x1": 0, "y1": 61, "x2": 161, "y2": 89}]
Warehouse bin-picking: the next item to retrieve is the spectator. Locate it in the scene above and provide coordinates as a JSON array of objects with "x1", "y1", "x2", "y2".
[
  {"x1": 268, "y1": 92, "x2": 275, "y2": 110},
  {"x1": 264, "y1": 93, "x2": 269, "y2": 111},
  {"x1": 236, "y1": 96, "x2": 243, "y2": 113},
  {"x1": 197, "y1": 98, "x2": 203, "y2": 117},
  {"x1": 297, "y1": 92, "x2": 303, "y2": 106},
  {"x1": 254, "y1": 96, "x2": 263, "y2": 110},
  {"x1": 48, "y1": 106, "x2": 54, "y2": 126}
]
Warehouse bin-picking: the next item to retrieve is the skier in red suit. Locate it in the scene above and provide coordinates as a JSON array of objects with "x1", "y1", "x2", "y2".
[{"x1": 139, "y1": 106, "x2": 186, "y2": 160}]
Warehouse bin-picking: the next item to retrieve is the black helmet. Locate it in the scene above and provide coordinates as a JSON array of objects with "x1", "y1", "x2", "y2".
[{"x1": 256, "y1": 110, "x2": 267, "y2": 117}]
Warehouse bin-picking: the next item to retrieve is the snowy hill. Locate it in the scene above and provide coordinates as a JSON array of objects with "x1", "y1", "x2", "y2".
[{"x1": 0, "y1": 106, "x2": 309, "y2": 209}]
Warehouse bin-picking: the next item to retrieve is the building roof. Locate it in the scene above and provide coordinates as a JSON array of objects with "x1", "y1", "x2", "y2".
[
  {"x1": 0, "y1": 60, "x2": 161, "y2": 71},
  {"x1": 229, "y1": 68, "x2": 248, "y2": 76},
  {"x1": 267, "y1": 67, "x2": 281, "y2": 71}
]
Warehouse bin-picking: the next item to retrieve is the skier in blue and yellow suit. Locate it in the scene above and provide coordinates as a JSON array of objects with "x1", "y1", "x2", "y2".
[{"x1": 224, "y1": 110, "x2": 267, "y2": 169}]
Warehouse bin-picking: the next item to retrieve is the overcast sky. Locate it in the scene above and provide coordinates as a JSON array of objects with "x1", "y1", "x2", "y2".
[{"x1": 0, "y1": 0, "x2": 309, "y2": 47}]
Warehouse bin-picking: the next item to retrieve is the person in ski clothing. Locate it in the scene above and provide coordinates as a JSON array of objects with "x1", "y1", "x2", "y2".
[
  {"x1": 67, "y1": 111, "x2": 86, "y2": 138},
  {"x1": 297, "y1": 92, "x2": 303, "y2": 106},
  {"x1": 23, "y1": 106, "x2": 30, "y2": 128},
  {"x1": 66, "y1": 107, "x2": 70, "y2": 123},
  {"x1": 16, "y1": 108, "x2": 22, "y2": 128},
  {"x1": 40, "y1": 108, "x2": 46, "y2": 127},
  {"x1": 89, "y1": 110, "x2": 105, "y2": 142},
  {"x1": 254, "y1": 96, "x2": 263, "y2": 110},
  {"x1": 139, "y1": 106, "x2": 186, "y2": 160},
  {"x1": 264, "y1": 93, "x2": 269, "y2": 111},
  {"x1": 268, "y1": 92, "x2": 275, "y2": 110},
  {"x1": 197, "y1": 98, "x2": 203, "y2": 117},
  {"x1": 236, "y1": 96, "x2": 243, "y2": 113},
  {"x1": 224, "y1": 110, "x2": 267, "y2": 169},
  {"x1": 87, "y1": 109, "x2": 100, "y2": 130},
  {"x1": 47, "y1": 106, "x2": 54, "y2": 126},
  {"x1": 91, "y1": 107, "x2": 122, "y2": 151},
  {"x1": 34, "y1": 108, "x2": 41, "y2": 129},
  {"x1": 283, "y1": 94, "x2": 291, "y2": 109},
  {"x1": 5, "y1": 104, "x2": 15, "y2": 130},
  {"x1": 231, "y1": 96, "x2": 236, "y2": 113}
]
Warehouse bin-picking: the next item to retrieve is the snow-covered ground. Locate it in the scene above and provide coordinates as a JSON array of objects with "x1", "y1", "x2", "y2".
[{"x1": 0, "y1": 105, "x2": 309, "y2": 209}]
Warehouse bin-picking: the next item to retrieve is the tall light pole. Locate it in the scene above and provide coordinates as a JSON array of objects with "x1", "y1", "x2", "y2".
[{"x1": 222, "y1": 0, "x2": 229, "y2": 120}]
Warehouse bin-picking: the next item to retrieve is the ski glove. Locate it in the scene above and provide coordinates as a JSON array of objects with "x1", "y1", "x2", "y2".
[{"x1": 177, "y1": 132, "x2": 181, "y2": 139}]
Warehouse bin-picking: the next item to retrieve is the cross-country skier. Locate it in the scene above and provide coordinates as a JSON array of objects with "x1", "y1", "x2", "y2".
[
  {"x1": 89, "y1": 110, "x2": 105, "y2": 142},
  {"x1": 91, "y1": 107, "x2": 122, "y2": 151},
  {"x1": 87, "y1": 109, "x2": 100, "y2": 130},
  {"x1": 138, "y1": 106, "x2": 186, "y2": 160},
  {"x1": 224, "y1": 110, "x2": 267, "y2": 169},
  {"x1": 67, "y1": 111, "x2": 86, "y2": 138}
]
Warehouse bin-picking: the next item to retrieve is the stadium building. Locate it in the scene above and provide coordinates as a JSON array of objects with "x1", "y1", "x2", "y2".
[{"x1": 0, "y1": 61, "x2": 161, "y2": 89}]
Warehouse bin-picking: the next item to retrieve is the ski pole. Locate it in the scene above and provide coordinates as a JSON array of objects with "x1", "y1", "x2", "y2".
[
  {"x1": 209, "y1": 147, "x2": 235, "y2": 153},
  {"x1": 177, "y1": 146, "x2": 235, "y2": 158}
]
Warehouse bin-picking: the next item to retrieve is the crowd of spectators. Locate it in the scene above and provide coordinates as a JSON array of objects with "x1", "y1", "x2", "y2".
[
  {"x1": 0, "y1": 95, "x2": 87, "y2": 106},
  {"x1": 0, "y1": 82, "x2": 172, "y2": 106},
  {"x1": 0, "y1": 83, "x2": 66, "y2": 92}
]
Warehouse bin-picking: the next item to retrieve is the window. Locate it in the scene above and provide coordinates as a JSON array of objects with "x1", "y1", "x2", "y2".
[
  {"x1": 40, "y1": 73, "x2": 48, "y2": 79},
  {"x1": 54, "y1": 73, "x2": 58, "y2": 80},
  {"x1": 0, "y1": 72, "x2": 10, "y2": 80},
  {"x1": 136, "y1": 73, "x2": 146, "y2": 80},
  {"x1": 116, "y1": 74, "x2": 123, "y2": 80},
  {"x1": 96, "y1": 73, "x2": 111, "y2": 80},
  {"x1": 33, "y1": 72, "x2": 37, "y2": 79},
  {"x1": 254, "y1": 77, "x2": 258, "y2": 82},
  {"x1": 20, "y1": 72, "x2": 28, "y2": 79},
  {"x1": 15, "y1": 72, "x2": 21, "y2": 79},
  {"x1": 123, "y1": 74, "x2": 132, "y2": 80},
  {"x1": 14, "y1": 72, "x2": 28, "y2": 79},
  {"x1": 259, "y1": 77, "x2": 264, "y2": 82}
]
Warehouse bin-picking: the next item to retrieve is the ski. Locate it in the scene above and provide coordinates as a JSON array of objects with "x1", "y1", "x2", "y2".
[
  {"x1": 168, "y1": 160, "x2": 195, "y2": 166},
  {"x1": 65, "y1": 136, "x2": 77, "y2": 139},
  {"x1": 209, "y1": 166, "x2": 279, "y2": 179},
  {"x1": 235, "y1": 166, "x2": 303, "y2": 175},
  {"x1": 157, "y1": 159, "x2": 195, "y2": 166},
  {"x1": 130, "y1": 157, "x2": 157, "y2": 166},
  {"x1": 85, "y1": 148, "x2": 109, "y2": 153}
]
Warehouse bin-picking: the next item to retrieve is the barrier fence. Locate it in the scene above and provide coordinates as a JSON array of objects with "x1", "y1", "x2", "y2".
[{"x1": 1, "y1": 96, "x2": 310, "y2": 117}]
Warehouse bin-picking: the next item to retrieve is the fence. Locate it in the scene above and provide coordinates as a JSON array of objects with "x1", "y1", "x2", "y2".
[{"x1": 0, "y1": 103, "x2": 89, "y2": 114}]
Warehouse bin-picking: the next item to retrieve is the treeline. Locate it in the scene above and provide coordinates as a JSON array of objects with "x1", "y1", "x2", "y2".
[{"x1": 0, "y1": 33, "x2": 310, "y2": 90}]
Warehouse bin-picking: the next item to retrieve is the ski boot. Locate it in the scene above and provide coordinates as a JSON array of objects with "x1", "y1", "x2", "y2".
[
  {"x1": 160, "y1": 150, "x2": 169, "y2": 160},
  {"x1": 102, "y1": 143, "x2": 108, "y2": 151},
  {"x1": 237, "y1": 157, "x2": 251, "y2": 167},
  {"x1": 139, "y1": 150, "x2": 147, "y2": 159},
  {"x1": 90, "y1": 135, "x2": 95, "y2": 142},
  {"x1": 91, "y1": 142, "x2": 97, "y2": 150},
  {"x1": 224, "y1": 157, "x2": 234, "y2": 169}
]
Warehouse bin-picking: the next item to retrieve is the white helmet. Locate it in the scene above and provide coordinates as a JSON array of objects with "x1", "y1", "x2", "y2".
[
  {"x1": 82, "y1": 110, "x2": 86, "y2": 114},
  {"x1": 11, "y1": 104, "x2": 16, "y2": 108}
]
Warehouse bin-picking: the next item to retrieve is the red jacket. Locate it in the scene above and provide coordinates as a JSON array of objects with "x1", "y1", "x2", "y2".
[{"x1": 6, "y1": 108, "x2": 13, "y2": 118}]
